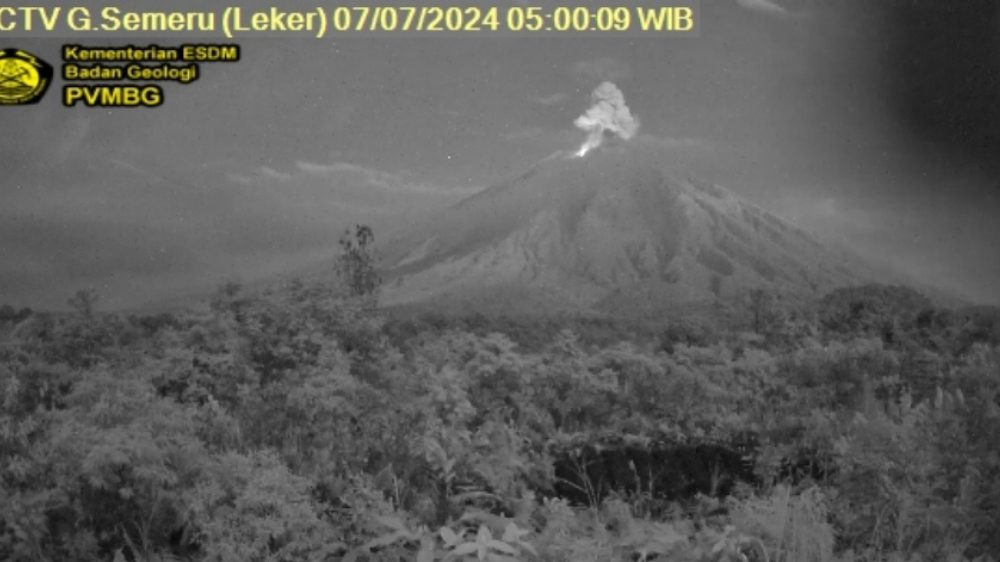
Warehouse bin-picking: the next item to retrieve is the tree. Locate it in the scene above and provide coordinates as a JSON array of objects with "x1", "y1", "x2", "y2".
[
  {"x1": 747, "y1": 287, "x2": 775, "y2": 335},
  {"x1": 15, "y1": 307, "x2": 32, "y2": 323},
  {"x1": 336, "y1": 224, "x2": 381, "y2": 299},
  {"x1": 709, "y1": 274, "x2": 723, "y2": 299},
  {"x1": 67, "y1": 288, "x2": 99, "y2": 319}
]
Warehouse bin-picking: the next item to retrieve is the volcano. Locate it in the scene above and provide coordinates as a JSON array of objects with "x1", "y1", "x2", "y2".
[{"x1": 379, "y1": 138, "x2": 879, "y2": 315}]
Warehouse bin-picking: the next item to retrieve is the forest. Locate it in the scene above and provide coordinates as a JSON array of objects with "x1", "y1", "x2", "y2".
[{"x1": 2, "y1": 235, "x2": 1000, "y2": 562}]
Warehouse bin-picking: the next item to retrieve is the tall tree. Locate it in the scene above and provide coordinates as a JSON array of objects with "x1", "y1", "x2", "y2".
[
  {"x1": 67, "y1": 288, "x2": 99, "y2": 319},
  {"x1": 336, "y1": 224, "x2": 381, "y2": 299},
  {"x1": 747, "y1": 287, "x2": 776, "y2": 335}
]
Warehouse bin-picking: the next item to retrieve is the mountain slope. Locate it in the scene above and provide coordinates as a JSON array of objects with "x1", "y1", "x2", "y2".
[{"x1": 379, "y1": 137, "x2": 879, "y2": 314}]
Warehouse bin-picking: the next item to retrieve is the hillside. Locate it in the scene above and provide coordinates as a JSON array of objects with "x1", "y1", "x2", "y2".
[{"x1": 379, "y1": 137, "x2": 880, "y2": 315}]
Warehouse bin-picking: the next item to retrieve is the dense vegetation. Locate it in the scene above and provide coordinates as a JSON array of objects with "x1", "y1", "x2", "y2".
[{"x1": 2, "y1": 236, "x2": 999, "y2": 562}]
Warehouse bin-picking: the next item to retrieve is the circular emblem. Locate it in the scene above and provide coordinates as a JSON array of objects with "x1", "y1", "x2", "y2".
[{"x1": 0, "y1": 49, "x2": 54, "y2": 105}]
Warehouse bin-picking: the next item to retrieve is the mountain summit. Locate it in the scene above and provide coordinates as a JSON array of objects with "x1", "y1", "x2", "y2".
[{"x1": 379, "y1": 138, "x2": 876, "y2": 314}]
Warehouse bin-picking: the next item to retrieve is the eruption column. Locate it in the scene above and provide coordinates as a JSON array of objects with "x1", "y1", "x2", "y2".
[{"x1": 574, "y1": 81, "x2": 639, "y2": 157}]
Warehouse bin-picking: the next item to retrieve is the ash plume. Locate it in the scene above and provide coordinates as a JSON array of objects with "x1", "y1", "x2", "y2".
[{"x1": 573, "y1": 82, "x2": 639, "y2": 156}]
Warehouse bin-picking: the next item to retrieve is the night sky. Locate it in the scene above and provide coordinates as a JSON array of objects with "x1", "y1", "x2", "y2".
[{"x1": 2, "y1": 0, "x2": 998, "y2": 309}]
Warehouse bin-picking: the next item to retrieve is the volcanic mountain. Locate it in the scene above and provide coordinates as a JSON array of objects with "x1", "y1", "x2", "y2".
[{"x1": 378, "y1": 137, "x2": 879, "y2": 315}]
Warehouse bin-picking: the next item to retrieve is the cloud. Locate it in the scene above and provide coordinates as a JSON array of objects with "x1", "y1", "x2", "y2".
[
  {"x1": 293, "y1": 161, "x2": 399, "y2": 188},
  {"x1": 571, "y1": 57, "x2": 632, "y2": 84},
  {"x1": 238, "y1": 160, "x2": 481, "y2": 196},
  {"x1": 225, "y1": 172, "x2": 253, "y2": 185},
  {"x1": 735, "y1": 0, "x2": 790, "y2": 18},
  {"x1": 765, "y1": 194, "x2": 899, "y2": 238},
  {"x1": 532, "y1": 93, "x2": 568, "y2": 106},
  {"x1": 108, "y1": 158, "x2": 148, "y2": 175},
  {"x1": 260, "y1": 166, "x2": 295, "y2": 181},
  {"x1": 0, "y1": 208, "x2": 210, "y2": 311},
  {"x1": 0, "y1": 155, "x2": 480, "y2": 309}
]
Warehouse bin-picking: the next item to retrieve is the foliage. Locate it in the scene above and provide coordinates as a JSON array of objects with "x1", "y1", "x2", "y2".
[
  {"x1": 189, "y1": 450, "x2": 332, "y2": 562},
  {"x1": 1, "y1": 278, "x2": 999, "y2": 562},
  {"x1": 337, "y1": 225, "x2": 381, "y2": 301},
  {"x1": 732, "y1": 484, "x2": 834, "y2": 562}
]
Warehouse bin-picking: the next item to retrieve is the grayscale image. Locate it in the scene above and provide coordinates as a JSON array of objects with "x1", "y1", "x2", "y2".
[{"x1": 2, "y1": 1, "x2": 999, "y2": 562}]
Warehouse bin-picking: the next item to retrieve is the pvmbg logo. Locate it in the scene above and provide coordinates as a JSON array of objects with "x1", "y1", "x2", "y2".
[{"x1": 0, "y1": 48, "x2": 53, "y2": 105}]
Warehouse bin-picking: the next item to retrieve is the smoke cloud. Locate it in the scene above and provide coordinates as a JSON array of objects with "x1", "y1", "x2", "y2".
[{"x1": 573, "y1": 82, "x2": 640, "y2": 156}]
